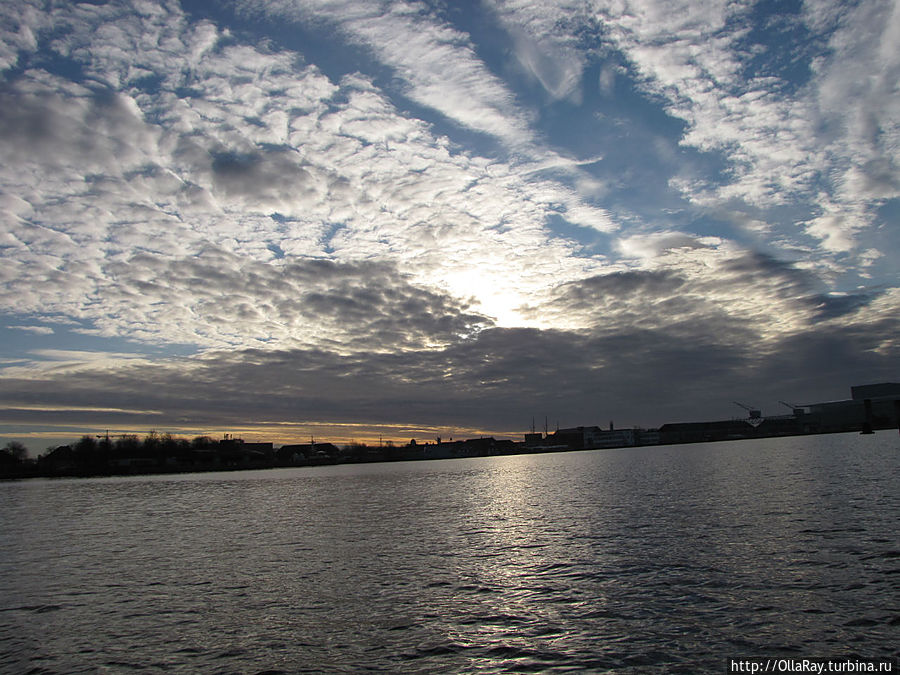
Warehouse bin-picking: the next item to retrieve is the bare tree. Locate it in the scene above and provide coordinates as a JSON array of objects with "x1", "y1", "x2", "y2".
[{"x1": 3, "y1": 441, "x2": 27, "y2": 461}]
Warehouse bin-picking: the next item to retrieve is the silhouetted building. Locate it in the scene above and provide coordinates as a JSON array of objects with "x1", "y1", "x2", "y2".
[
  {"x1": 278, "y1": 442, "x2": 339, "y2": 464},
  {"x1": 547, "y1": 426, "x2": 657, "y2": 450},
  {"x1": 850, "y1": 383, "x2": 900, "y2": 400},
  {"x1": 37, "y1": 445, "x2": 78, "y2": 472},
  {"x1": 423, "y1": 437, "x2": 516, "y2": 459},
  {"x1": 217, "y1": 437, "x2": 274, "y2": 465},
  {"x1": 660, "y1": 419, "x2": 776, "y2": 444},
  {"x1": 804, "y1": 382, "x2": 900, "y2": 433},
  {"x1": 657, "y1": 382, "x2": 900, "y2": 444}
]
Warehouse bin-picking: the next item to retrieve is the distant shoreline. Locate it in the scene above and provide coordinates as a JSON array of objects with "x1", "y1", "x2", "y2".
[
  {"x1": 5, "y1": 383, "x2": 899, "y2": 480},
  {"x1": 2, "y1": 422, "x2": 896, "y2": 482}
]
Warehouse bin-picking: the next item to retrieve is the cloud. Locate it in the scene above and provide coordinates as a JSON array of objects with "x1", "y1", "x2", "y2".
[
  {"x1": 10, "y1": 325, "x2": 54, "y2": 335},
  {"x1": 0, "y1": 1, "x2": 611, "y2": 341},
  {"x1": 483, "y1": 0, "x2": 593, "y2": 102},
  {"x1": 93, "y1": 249, "x2": 492, "y2": 351},
  {"x1": 0, "y1": 83, "x2": 156, "y2": 171},
  {"x1": 615, "y1": 231, "x2": 717, "y2": 260},
  {"x1": 525, "y1": 246, "x2": 892, "y2": 359},
  {"x1": 811, "y1": 0, "x2": 900, "y2": 192},
  {"x1": 2, "y1": 279, "x2": 896, "y2": 437},
  {"x1": 239, "y1": 0, "x2": 536, "y2": 147},
  {"x1": 597, "y1": 0, "x2": 824, "y2": 206},
  {"x1": 2, "y1": 232, "x2": 897, "y2": 440},
  {"x1": 0, "y1": 0, "x2": 897, "y2": 448},
  {"x1": 803, "y1": 211, "x2": 857, "y2": 253},
  {"x1": 574, "y1": 0, "x2": 896, "y2": 270},
  {"x1": 0, "y1": 0, "x2": 47, "y2": 70},
  {"x1": 0, "y1": 349, "x2": 154, "y2": 379},
  {"x1": 512, "y1": 32, "x2": 583, "y2": 102},
  {"x1": 227, "y1": 0, "x2": 616, "y2": 232},
  {"x1": 210, "y1": 148, "x2": 318, "y2": 210}
]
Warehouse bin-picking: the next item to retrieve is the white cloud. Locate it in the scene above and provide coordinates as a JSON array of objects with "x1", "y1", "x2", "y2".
[
  {"x1": 859, "y1": 248, "x2": 883, "y2": 267},
  {"x1": 243, "y1": 0, "x2": 536, "y2": 147},
  {"x1": 811, "y1": 0, "x2": 900, "y2": 202},
  {"x1": 9, "y1": 325, "x2": 54, "y2": 335},
  {"x1": 0, "y1": 403, "x2": 162, "y2": 415},
  {"x1": 0, "y1": 1, "x2": 617, "y2": 344},
  {"x1": 804, "y1": 212, "x2": 857, "y2": 254},
  {"x1": 615, "y1": 231, "x2": 719, "y2": 260},
  {"x1": 0, "y1": 348, "x2": 154, "y2": 379},
  {"x1": 594, "y1": 0, "x2": 823, "y2": 207},
  {"x1": 484, "y1": 0, "x2": 588, "y2": 102},
  {"x1": 558, "y1": 0, "x2": 897, "y2": 271},
  {"x1": 0, "y1": 0, "x2": 46, "y2": 70}
]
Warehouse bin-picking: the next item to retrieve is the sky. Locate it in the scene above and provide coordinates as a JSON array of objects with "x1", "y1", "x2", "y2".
[{"x1": 1, "y1": 0, "x2": 898, "y2": 452}]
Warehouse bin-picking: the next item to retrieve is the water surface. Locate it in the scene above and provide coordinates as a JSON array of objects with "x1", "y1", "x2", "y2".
[{"x1": 2, "y1": 433, "x2": 898, "y2": 672}]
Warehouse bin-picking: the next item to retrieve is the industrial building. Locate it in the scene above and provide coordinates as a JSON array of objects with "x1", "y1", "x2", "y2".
[
  {"x1": 545, "y1": 382, "x2": 900, "y2": 449},
  {"x1": 804, "y1": 382, "x2": 900, "y2": 434},
  {"x1": 545, "y1": 426, "x2": 660, "y2": 450}
]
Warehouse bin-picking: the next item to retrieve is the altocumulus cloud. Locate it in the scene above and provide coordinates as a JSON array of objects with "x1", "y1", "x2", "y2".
[
  {"x1": 97, "y1": 249, "x2": 491, "y2": 350},
  {"x1": 0, "y1": 0, "x2": 897, "y2": 447}
]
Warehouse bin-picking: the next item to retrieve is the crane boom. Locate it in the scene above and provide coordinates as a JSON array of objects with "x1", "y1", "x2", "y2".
[
  {"x1": 733, "y1": 401, "x2": 764, "y2": 427},
  {"x1": 733, "y1": 401, "x2": 761, "y2": 418},
  {"x1": 779, "y1": 400, "x2": 806, "y2": 416}
]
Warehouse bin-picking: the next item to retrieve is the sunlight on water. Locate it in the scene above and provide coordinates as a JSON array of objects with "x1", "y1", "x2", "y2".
[{"x1": 1, "y1": 433, "x2": 898, "y2": 673}]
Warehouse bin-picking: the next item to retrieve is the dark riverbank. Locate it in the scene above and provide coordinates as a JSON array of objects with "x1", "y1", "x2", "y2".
[
  {"x1": 3, "y1": 414, "x2": 898, "y2": 481},
  {"x1": 4, "y1": 382, "x2": 899, "y2": 480}
]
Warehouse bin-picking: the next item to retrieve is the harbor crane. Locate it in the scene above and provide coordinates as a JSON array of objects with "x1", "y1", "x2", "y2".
[
  {"x1": 733, "y1": 401, "x2": 764, "y2": 427},
  {"x1": 779, "y1": 401, "x2": 806, "y2": 416}
]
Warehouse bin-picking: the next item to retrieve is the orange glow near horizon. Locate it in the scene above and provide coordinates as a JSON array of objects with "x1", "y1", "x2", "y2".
[{"x1": 5, "y1": 420, "x2": 529, "y2": 454}]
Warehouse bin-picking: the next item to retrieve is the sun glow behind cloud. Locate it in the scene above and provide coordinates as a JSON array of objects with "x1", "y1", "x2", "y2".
[{"x1": 440, "y1": 268, "x2": 531, "y2": 329}]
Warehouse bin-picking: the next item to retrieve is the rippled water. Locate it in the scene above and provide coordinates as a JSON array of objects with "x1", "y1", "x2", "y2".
[{"x1": 2, "y1": 432, "x2": 899, "y2": 673}]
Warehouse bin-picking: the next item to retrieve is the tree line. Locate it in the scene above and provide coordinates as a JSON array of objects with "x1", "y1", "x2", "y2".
[{"x1": 1, "y1": 432, "x2": 262, "y2": 478}]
